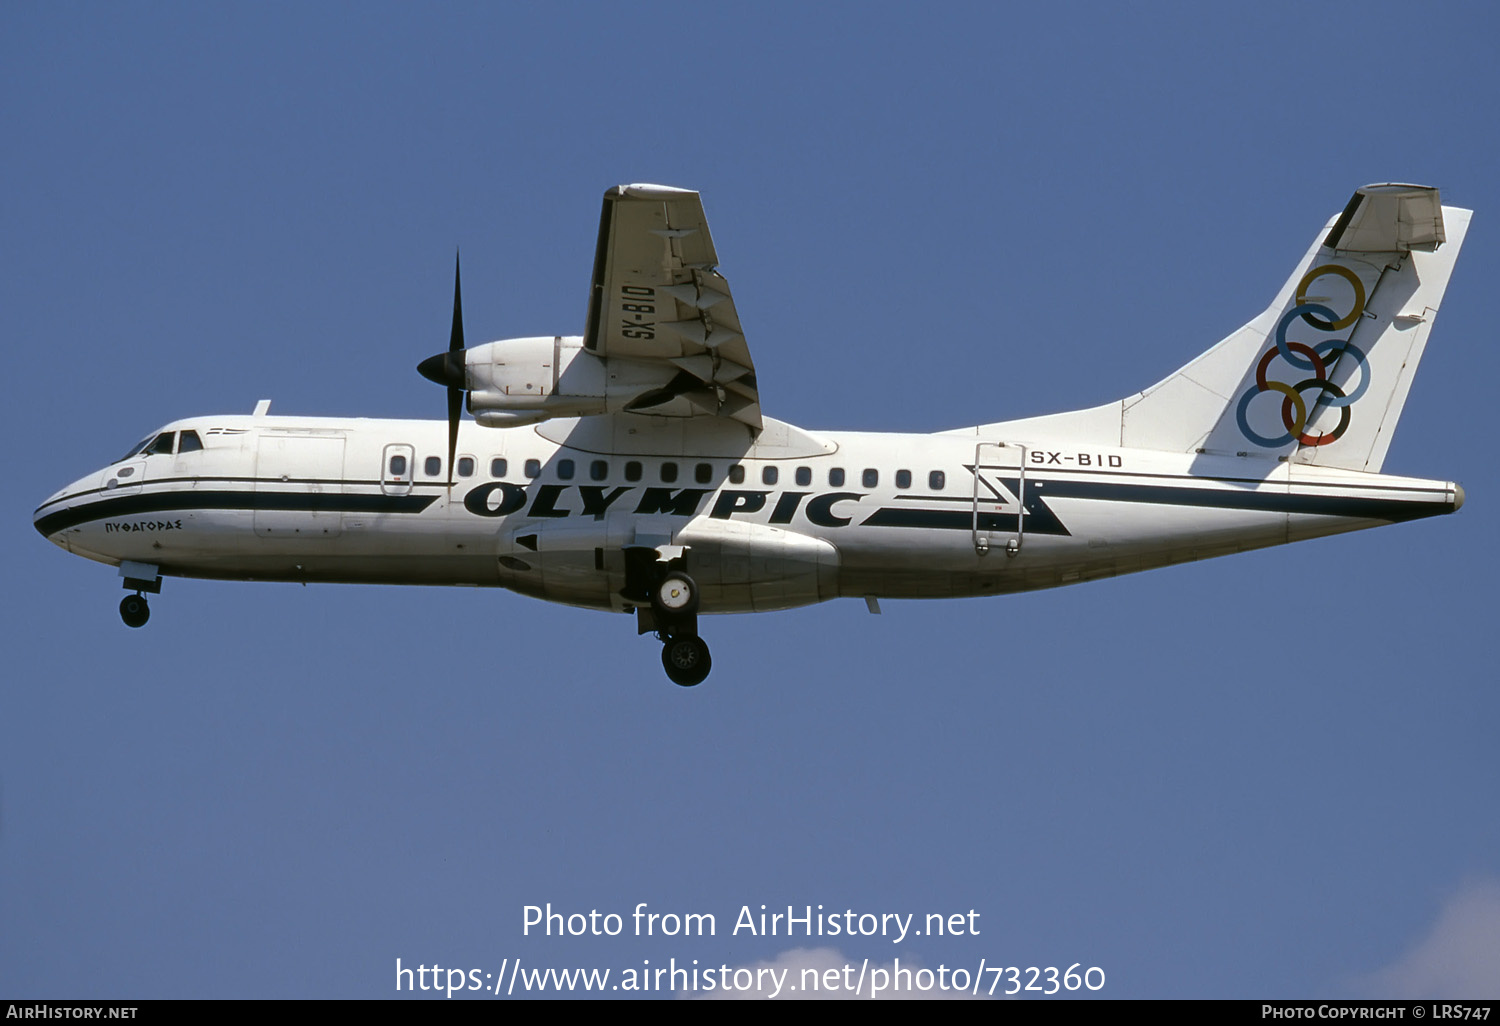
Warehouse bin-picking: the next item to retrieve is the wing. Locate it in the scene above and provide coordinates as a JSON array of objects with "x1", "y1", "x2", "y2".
[{"x1": 583, "y1": 184, "x2": 761, "y2": 430}]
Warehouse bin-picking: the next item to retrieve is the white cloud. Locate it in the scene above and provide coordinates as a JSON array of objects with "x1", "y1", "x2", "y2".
[
  {"x1": 684, "y1": 946, "x2": 989, "y2": 999},
  {"x1": 1352, "y1": 879, "x2": 1500, "y2": 998}
]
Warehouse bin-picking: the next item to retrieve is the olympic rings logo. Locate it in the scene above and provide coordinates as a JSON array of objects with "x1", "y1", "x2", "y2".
[{"x1": 1234, "y1": 263, "x2": 1371, "y2": 448}]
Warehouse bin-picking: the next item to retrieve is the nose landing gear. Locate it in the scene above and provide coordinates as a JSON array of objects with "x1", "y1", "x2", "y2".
[
  {"x1": 119, "y1": 593, "x2": 150, "y2": 628},
  {"x1": 116, "y1": 561, "x2": 161, "y2": 629}
]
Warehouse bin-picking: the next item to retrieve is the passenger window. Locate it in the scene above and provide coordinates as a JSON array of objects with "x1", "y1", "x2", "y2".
[
  {"x1": 929, "y1": 470, "x2": 945, "y2": 490},
  {"x1": 795, "y1": 467, "x2": 811, "y2": 487},
  {"x1": 490, "y1": 458, "x2": 508, "y2": 478},
  {"x1": 863, "y1": 469, "x2": 879, "y2": 488},
  {"x1": 625, "y1": 461, "x2": 642, "y2": 482},
  {"x1": 424, "y1": 456, "x2": 442, "y2": 476},
  {"x1": 895, "y1": 469, "x2": 911, "y2": 489},
  {"x1": 829, "y1": 468, "x2": 845, "y2": 487},
  {"x1": 457, "y1": 457, "x2": 475, "y2": 478},
  {"x1": 695, "y1": 462, "x2": 713, "y2": 484},
  {"x1": 147, "y1": 433, "x2": 176, "y2": 456},
  {"x1": 729, "y1": 465, "x2": 745, "y2": 484},
  {"x1": 661, "y1": 462, "x2": 679, "y2": 483},
  {"x1": 390, "y1": 454, "x2": 408, "y2": 477},
  {"x1": 558, "y1": 459, "x2": 575, "y2": 480},
  {"x1": 524, "y1": 459, "x2": 541, "y2": 479},
  {"x1": 591, "y1": 460, "x2": 608, "y2": 481},
  {"x1": 762, "y1": 466, "x2": 778, "y2": 485},
  {"x1": 178, "y1": 431, "x2": 203, "y2": 453}
]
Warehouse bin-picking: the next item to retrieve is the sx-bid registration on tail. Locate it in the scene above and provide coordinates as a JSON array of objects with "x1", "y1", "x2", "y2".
[{"x1": 35, "y1": 184, "x2": 1468, "y2": 685}]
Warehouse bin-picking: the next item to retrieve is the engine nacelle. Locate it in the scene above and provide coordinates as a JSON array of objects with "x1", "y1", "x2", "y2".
[{"x1": 463, "y1": 336, "x2": 677, "y2": 426}]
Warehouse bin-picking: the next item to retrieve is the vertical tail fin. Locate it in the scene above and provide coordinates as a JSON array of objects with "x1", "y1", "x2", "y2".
[
  {"x1": 1131, "y1": 184, "x2": 1468, "y2": 471},
  {"x1": 966, "y1": 185, "x2": 1469, "y2": 474}
]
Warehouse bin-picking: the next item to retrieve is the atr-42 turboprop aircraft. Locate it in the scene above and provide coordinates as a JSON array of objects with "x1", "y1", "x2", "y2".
[{"x1": 35, "y1": 183, "x2": 1468, "y2": 685}]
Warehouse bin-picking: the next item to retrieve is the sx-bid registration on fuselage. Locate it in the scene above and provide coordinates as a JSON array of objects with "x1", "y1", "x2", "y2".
[{"x1": 34, "y1": 184, "x2": 1468, "y2": 685}]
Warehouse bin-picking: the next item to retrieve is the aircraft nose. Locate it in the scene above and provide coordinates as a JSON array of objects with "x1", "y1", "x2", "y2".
[
  {"x1": 34, "y1": 497, "x2": 62, "y2": 540},
  {"x1": 1452, "y1": 482, "x2": 1465, "y2": 512},
  {"x1": 34, "y1": 472, "x2": 100, "y2": 542}
]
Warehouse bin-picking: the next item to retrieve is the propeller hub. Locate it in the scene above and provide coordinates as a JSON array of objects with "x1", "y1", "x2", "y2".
[{"x1": 418, "y1": 350, "x2": 465, "y2": 388}]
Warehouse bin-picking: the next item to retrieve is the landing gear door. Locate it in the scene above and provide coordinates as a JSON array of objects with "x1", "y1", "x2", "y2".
[{"x1": 973, "y1": 441, "x2": 1025, "y2": 556}]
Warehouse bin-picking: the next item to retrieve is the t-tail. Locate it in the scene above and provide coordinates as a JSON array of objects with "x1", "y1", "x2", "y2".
[{"x1": 968, "y1": 184, "x2": 1470, "y2": 473}]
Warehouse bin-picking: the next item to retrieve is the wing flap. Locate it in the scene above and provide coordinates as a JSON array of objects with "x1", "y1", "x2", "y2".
[{"x1": 584, "y1": 185, "x2": 761, "y2": 429}]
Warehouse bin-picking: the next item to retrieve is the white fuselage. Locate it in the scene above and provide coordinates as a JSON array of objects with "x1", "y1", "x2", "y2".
[{"x1": 34, "y1": 411, "x2": 1461, "y2": 614}]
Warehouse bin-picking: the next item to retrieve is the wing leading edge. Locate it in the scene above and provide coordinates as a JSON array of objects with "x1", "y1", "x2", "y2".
[{"x1": 583, "y1": 185, "x2": 761, "y2": 430}]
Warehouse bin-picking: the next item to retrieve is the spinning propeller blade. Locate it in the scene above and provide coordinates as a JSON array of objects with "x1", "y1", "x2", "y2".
[{"x1": 416, "y1": 252, "x2": 466, "y2": 485}]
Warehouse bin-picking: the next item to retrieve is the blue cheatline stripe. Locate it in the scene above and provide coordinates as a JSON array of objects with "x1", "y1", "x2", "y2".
[
  {"x1": 861, "y1": 479, "x2": 1451, "y2": 534},
  {"x1": 33, "y1": 490, "x2": 439, "y2": 537},
  {"x1": 1036, "y1": 479, "x2": 1451, "y2": 521},
  {"x1": 862, "y1": 507, "x2": 1071, "y2": 536}
]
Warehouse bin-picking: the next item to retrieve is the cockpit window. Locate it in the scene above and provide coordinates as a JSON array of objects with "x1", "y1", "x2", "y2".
[
  {"x1": 115, "y1": 436, "x2": 156, "y2": 463},
  {"x1": 147, "y1": 432, "x2": 177, "y2": 456},
  {"x1": 178, "y1": 431, "x2": 203, "y2": 453}
]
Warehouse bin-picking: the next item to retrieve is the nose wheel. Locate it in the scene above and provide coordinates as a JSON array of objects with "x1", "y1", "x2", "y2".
[{"x1": 119, "y1": 593, "x2": 150, "y2": 628}]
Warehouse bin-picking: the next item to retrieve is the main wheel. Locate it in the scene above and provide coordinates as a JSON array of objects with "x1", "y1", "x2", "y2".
[
  {"x1": 652, "y1": 571, "x2": 700, "y2": 619},
  {"x1": 661, "y1": 635, "x2": 712, "y2": 687},
  {"x1": 119, "y1": 594, "x2": 150, "y2": 628}
]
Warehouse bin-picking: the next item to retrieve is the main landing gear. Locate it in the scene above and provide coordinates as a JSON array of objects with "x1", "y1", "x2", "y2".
[
  {"x1": 652, "y1": 571, "x2": 710, "y2": 687},
  {"x1": 625, "y1": 556, "x2": 712, "y2": 687},
  {"x1": 653, "y1": 571, "x2": 700, "y2": 618},
  {"x1": 660, "y1": 633, "x2": 711, "y2": 687}
]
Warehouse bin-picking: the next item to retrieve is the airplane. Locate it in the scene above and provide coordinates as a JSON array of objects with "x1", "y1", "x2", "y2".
[{"x1": 33, "y1": 183, "x2": 1468, "y2": 686}]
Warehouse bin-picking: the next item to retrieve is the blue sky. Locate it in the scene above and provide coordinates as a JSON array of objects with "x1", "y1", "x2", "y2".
[{"x1": 3, "y1": 1, "x2": 1498, "y2": 999}]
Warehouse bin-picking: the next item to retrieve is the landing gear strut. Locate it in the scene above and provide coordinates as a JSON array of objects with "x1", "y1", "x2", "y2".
[{"x1": 119, "y1": 593, "x2": 150, "y2": 628}]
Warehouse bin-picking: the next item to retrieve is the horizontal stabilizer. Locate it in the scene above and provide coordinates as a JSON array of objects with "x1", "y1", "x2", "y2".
[{"x1": 1324, "y1": 184, "x2": 1445, "y2": 252}]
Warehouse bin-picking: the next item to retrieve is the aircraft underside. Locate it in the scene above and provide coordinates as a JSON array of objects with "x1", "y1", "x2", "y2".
[{"x1": 49, "y1": 502, "x2": 1433, "y2": 604}]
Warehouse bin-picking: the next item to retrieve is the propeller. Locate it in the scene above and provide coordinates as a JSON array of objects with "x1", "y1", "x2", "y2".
[{"x1": 417, "y1": 252, "x2": 466, "y2": 485}]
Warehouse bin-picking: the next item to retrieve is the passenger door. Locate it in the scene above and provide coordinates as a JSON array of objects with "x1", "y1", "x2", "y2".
[
  {"x1": 381, "y1": 443, "x2": 415, "y2": 496},
  {"x1": 972, "y1": 441, "x2": 1026, "y2": 555}
]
